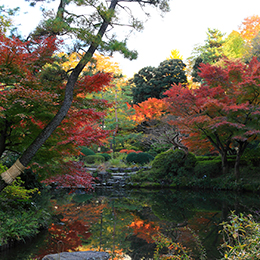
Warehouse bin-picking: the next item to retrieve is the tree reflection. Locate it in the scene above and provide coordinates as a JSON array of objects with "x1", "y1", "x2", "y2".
[{"x1": 32, "y1": 189, "x2": 260, "y2": 260}]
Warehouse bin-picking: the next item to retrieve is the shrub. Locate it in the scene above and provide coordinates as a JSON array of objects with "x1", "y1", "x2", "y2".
[
  {"x1": 80, "y1": 147, "x2": 95, "y2": 156},
  {"x1": 0, "y1": 181, "x2": 52, "y2": 246},
  {"x1": 194, "y1": 160, "x2": 222, "y2": 178},
  {"x1": 151, "y1": 149, "x2": 197, "y2": 180},
  {"x1": 220, "y1": 212, "x2": 260, "y2": 259},
  {"x1": 84, "y1": 155, "x2": 105, "y2": 164},
  {"x1": 108, "y1": 158, "x2": 127, "y2": 167},
  {"x1": 1, "y1": 178, "x2": 39, "y2": 204},
  {"x1": 97, "y1": 153, "x2": 111, "y2": 161},
  {"x1": 196, "y1": 156, "x2": 218, "y2": 161},
  {"x1": 0, "y1": 163, "x2": 7, "y2": 174},
  {"x1": 126, "y1": 152, "x2": 154, "y2": 165},
  {"x1": 126, "y1": 153, "x2": 138, "y2": 164}
]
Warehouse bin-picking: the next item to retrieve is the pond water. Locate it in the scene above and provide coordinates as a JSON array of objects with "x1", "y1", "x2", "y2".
[{"x1": 2, "y1": 188, "x2": 260, "y2": 260}]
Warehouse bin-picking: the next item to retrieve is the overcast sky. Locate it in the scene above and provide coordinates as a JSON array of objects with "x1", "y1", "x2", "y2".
[{"x1": 3, "y1": 0, "x2": 260, "y2": 78}]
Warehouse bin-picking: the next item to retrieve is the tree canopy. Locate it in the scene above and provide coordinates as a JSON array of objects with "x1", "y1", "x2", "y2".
[
  {"x1": 131, "y1": 59, "x2": 187, "y2": 104},
  {"x1": 164, "y1": 57, "x2": 260, "y2": 179}
]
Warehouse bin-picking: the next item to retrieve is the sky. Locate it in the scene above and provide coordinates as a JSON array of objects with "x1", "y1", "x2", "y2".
[{"x1": 3, "y1": 0, "x2": 260, "y2": 78}]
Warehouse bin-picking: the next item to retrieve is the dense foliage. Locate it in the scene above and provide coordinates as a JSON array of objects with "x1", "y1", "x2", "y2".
[
  {"x1": 220, "y1": 212, "x2": 260, "y2": 259},
  {"x1": 81, "y1": 147, "x2": 96, "y2": 156},
  {"x1": 151, "y1": 149, "x2": 197, "y2": 181},
  {"x1": 0, "y1": 176, "x2": 52, "y2": 246},
  {"x1": 126, "y1": 152, "x2": 154, "y2": 165},
  {"x1": 165, "y1": 57, "x2": 260, "y2": 179},
  {"x1": 130, "y1": 59, "x2": 187, "y2": 104}
]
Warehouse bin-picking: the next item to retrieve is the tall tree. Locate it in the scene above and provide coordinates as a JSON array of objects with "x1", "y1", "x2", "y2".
[
  {"x1": 131, "y1": 59, "x2": 187, "y2": 104},
  {"x1": 0, "y1": 0, "x2": 170, "y2": 191},
  {"x1": 189, "y1": 28, "x2": 225, "y2": 82},
  {"x1": 222, "y1": 30, "x2": 246, "y2": 60}
]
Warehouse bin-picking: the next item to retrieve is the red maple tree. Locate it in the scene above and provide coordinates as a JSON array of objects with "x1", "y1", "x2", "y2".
[
  {"x1": 164, "y1": 57, "x2": 260, "y2": 179},
  {"x1": 0, "y1": 32, "x2": 112, "y2": 187}
]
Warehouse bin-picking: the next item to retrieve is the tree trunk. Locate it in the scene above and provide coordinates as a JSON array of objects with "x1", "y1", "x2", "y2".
[
  {"x1": 220, "y1": 151, "x2": 228, "y2": 175},
  {"x1": 0, "y1": 0, "x2": 118, "y2": 192},
  {"x1": 234, "y1": 141, "x2": 248, "y2": 181},
  {"x1": 0, "y1": 119, "x2": 10, "y2": 158}
]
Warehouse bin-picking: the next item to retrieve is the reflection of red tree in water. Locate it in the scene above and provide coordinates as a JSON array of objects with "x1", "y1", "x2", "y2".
[
  {"x1": 35, "y1": 200, "x2": 107, "y2": 259},
  {"x1": 129, "y1": 217, "x2": 160, "y2": 243},
  {"x1": 35, "y1": 219, "x2": 91, "y2": 259}
]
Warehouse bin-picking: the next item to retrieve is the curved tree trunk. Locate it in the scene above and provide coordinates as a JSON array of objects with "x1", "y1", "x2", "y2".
[{"x1": 0, "y1": 0, "x2": 118, "y2": 192}]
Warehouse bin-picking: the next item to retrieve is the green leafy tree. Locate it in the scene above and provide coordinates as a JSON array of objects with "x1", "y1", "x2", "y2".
[
  {"x1": 243, "y1": 31, "x2": 260, "y2": 62},
  {"x1": 103, "y1": 81, "x2": 139, "y2": 151},
  {"x1": 222, "y1": 30, "x2": 246, "y2": 60},
  {"x1": 131, "y1": 59, "x2": 187, "y2": 104},
  {"x1": 189, "y1": 28, "x2": 226, "y2": 82},
  {"x1": 0, "y1": 0, "x2": 170, "y2": 191}
]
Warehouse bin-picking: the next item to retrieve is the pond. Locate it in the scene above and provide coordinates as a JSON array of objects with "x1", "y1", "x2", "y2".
[{"x1": 2, "y1": 187, "x2": 260, "y2": 260}]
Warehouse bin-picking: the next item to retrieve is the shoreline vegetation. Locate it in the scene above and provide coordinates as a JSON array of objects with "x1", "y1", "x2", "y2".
[{"x1": 1, "y1": 148, "x2": 260, "y2": 259}]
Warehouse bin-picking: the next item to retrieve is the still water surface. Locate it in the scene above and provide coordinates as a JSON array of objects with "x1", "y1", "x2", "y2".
[{"x1": 2, "y1": 188, "x2": 260, "y2": 260}]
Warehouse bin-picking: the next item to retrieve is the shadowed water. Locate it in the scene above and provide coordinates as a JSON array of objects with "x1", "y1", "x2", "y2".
[{"x1": 2, "y1": 188, "x2": 260, "y2": 260}]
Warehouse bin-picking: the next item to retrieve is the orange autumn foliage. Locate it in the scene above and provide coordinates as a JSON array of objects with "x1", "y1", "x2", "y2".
[
  {"x1": 127, "y1": 98, "x2": 166, "y2": 124},
  {"x1": 129, "y1": 217, "x2": 160, "y2": 243},
  {"x1": 239, "y1": 15, "x2": 260, "y2": 42}
]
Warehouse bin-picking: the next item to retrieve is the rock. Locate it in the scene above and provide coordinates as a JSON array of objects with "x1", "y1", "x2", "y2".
[
  {"x1": 109, "y1": 167, "x2": 119, "y2": 172},
  {"x1": 42, "y1": 251, "x2": 110, "y2": 260},
  {"x1": 85, "y1": 167, "x2": 98, "y2": 172},
  {"x1": 111, "y1": 172, "x2": 126, "y2": 176}
]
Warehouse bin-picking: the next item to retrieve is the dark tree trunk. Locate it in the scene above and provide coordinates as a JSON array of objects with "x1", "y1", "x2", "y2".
[
  {"x1": 211, "y1": 132, "x2": 232, "y2": 175},
  {"x1": 0, "y1": 0, "x2": 118, "y2": 192},
  {"x1": 234, "y1": 141, "x2": 248, "y2": 181},
  {"x1": 0, "y1": 119, "x2": 10, "y2": 158},
  {"x1": 220, "y1": 151, "x2": 228, "y2": 175}
]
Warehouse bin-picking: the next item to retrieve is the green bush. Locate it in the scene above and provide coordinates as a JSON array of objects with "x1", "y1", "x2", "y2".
[
  {"x1": 0, "y1": 182, "x2": 52, "y2": 246},
  {"x1": 151, "y1": 149, "x2": 197, "y2": 180},
  {"x1": 126, "y1": 152, "x2": 154, "y2": 165},
  {"x1": 196, "y1": 156, "x2": 218, "y2": 161},
  {"x1": 80, "y1": 147, "x2": 95, "y2": 156},
  {"x1": 84, "y1": 155, "x2": 105, "y2": 164},
  {"x1": 0, "y1": 163, "x2": 7, "y2": 174},
  {"x1": 194, "y1": 160, "x2": 222, "y2": 178},
  {"x1": 97, "y1": 153, "x2": 111, "y2": 161},
  {"x1": 220, "y1": 212, "x2": 260, "y2": 259}
]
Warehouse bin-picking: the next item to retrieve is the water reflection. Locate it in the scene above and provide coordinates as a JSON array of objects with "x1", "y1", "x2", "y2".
[{"x1": 2, "y1": 188, "x2": 260, "y2": 260}]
